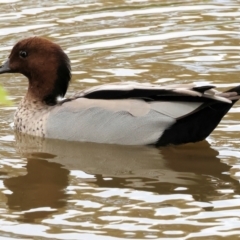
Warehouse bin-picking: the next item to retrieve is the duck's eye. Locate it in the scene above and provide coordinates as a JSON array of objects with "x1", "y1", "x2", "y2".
[{"x1": 19, "y1": 50, "x2": 28, "y2": 58}]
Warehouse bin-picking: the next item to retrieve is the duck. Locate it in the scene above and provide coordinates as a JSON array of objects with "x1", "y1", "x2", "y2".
[{"x1": 0, "y1": 36, "x2": 239, "y2": 146}]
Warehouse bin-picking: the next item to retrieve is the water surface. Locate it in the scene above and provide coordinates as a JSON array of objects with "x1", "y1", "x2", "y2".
[{"x1": 0, "y1": 0, "x2": 240, "y2": 239}]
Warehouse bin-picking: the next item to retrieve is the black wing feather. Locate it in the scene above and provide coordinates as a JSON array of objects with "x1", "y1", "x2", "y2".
[{"x1": 83, "y1": 86, "x2": 216, "y2": 102}]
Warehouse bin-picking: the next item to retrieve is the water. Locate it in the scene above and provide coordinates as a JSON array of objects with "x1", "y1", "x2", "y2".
[{"x1": 0, "y1": 0, "x2": 240, "y2": 239}]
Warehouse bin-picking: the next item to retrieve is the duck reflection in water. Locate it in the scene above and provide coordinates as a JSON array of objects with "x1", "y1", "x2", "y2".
[
  {"x1": 6, "y1": 132, "x2": 240, "y2": 222},
  {"x1": 4, "y1": 155, "x2": 69, "y2": 222}
]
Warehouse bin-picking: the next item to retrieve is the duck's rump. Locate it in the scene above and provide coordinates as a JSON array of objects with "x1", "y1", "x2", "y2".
[{"x1": 46, "y1": 83, "x2": 240, "y2": 146}]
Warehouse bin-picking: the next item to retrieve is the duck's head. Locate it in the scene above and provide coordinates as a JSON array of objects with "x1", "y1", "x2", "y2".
[{"x1": 0, "y1": 37, "x2": 71, "y2": 105}]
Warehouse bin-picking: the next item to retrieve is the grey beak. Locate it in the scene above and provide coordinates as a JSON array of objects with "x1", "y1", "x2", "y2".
[{"x1": 0, "y1": 59, "x2": 11, "y2": 74}]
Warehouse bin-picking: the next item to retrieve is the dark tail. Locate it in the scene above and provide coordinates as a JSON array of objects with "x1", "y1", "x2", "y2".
[{"x1": 157, "y1": 85, "x2": 240, "y2": 147}]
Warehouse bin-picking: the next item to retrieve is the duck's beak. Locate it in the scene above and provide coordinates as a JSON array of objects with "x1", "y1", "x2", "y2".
[{"x1": 0, "y1": 59, "x2": 11, "y2": 74}]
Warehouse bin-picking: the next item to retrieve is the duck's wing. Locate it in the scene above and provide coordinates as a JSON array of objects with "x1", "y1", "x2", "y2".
[
  {"x1": 73, "y1": 82, "x2": 234, "y2": 103},
  {"x1": 49, "y1": 83, "x2": 240, "y2": 146}
]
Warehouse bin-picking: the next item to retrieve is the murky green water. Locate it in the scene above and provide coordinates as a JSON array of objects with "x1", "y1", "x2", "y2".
[{"x1": 0, "y1": 0, "x2": 240, "y2": 239}]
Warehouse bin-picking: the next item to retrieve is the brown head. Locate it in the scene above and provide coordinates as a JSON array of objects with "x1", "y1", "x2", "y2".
[{"x1": 0, "y1": 37, "x2": 71, "y2": 105}]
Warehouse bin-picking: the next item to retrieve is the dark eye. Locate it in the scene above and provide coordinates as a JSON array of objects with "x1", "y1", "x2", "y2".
[{"x1": 19, "y1": 50, "x2": 28, "y2": 58}]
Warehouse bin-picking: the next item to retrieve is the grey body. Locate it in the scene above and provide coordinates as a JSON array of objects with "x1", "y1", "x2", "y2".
[{"x1": 46, "y1": 98, "x2": 180, "y2": 145}]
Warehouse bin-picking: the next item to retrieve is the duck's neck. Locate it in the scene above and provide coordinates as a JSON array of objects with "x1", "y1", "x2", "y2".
[
  {"x1": 24, "y1": 93, "x2": 41, "y2": 106},
  {"x1": 27, "y1": 75, "x2": 58, "y2": 106}
]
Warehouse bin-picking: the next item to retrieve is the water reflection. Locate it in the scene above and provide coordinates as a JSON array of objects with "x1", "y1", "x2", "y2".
[
  {"x1": 4, "y1": 155, "x2": 69, "y2": 222},
  {"x1": 94, "y1": 142, "x2": 240, "y2": 203},
  {"x1": 13, "y1": 133, "x2": 240, "y2": 210}
]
